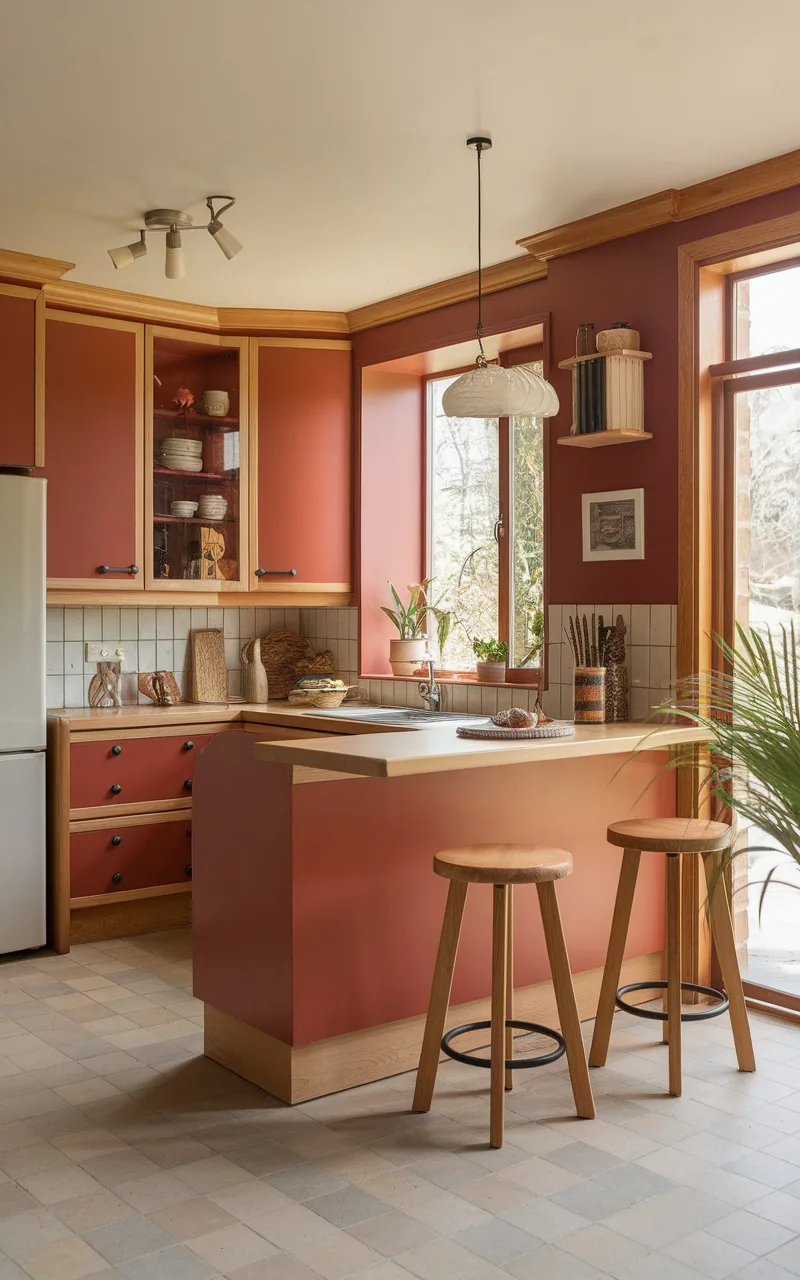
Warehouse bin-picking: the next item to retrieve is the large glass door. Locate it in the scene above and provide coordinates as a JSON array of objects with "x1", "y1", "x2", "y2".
[{"x1": 723, "y1": 371, "x2": 800, "y2": 1007}]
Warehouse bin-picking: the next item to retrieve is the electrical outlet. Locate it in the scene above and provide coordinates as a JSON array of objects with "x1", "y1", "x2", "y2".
[{"x1": 85, "y1": 643, "x2": 125, "y2": 663}]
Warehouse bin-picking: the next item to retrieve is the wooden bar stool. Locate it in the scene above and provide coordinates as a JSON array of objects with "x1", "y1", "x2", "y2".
[
  {"x1": 589, "y1": 818, "x2": 756, "y2": 1096},
  {"x1": 412, "y1": 844, "x2": 596, "y2": 1149}
]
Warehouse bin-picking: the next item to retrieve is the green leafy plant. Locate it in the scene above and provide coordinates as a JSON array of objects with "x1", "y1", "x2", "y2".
[
  {"x1": 381, "y1": 579, "x2": 451, "y2": 655},
  {"x1": 666, "y1": 621, "x2": 800, "y2": 911},
  {"x1": 472, "y1": 637, "x2": 509, "y2": 664}
]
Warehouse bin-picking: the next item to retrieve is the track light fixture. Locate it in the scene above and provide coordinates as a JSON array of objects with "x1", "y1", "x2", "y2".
[{"x1": 107, "y1": 197, "x2": 242, "y2": 278}]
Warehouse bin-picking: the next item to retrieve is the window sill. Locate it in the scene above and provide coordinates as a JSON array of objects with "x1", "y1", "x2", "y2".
[{"x1": 360, "y1": 671, "x2": 542, "y2": 689}]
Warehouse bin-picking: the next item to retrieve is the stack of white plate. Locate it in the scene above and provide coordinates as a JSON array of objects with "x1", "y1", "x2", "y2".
[
  {"x1": 157, "y1": 438, "x2": 203, "y2": 472},
  {"x1": 170, "y1": 500, "x2": 199, "y2": 517},
  {"x1": 197, "y1": 493, "x2": 228, "y2": 520}
]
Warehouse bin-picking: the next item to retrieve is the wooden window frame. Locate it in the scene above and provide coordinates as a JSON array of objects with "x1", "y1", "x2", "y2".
[
  {"x1": 679, "y1": 211, "x2": 800, "y2": 1006},
  {"x1": 423, "y1": 346, "x2": 547, "y2": 685}
]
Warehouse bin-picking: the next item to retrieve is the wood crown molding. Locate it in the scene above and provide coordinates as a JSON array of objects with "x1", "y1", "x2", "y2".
[
  {"x1": 517, "y1": 147, "x2": 800, "y2": 262},
  {"x1": 218, "y1": 307, "x2": 349, "y2": 336},
  {"x1": 0, "y1": 248, "x2": 75, "y2": 286},
  {"x1": 346, "y1": 255, "x2": 548, "y2": 333}
]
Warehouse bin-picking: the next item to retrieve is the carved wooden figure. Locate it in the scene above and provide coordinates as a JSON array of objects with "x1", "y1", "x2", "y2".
[
  {"x1": 604, "y1": 614, "x2": 629, "y2": 721},
  {"x1": 88, "y1": 661, "x2": 122, "y2": 708}
]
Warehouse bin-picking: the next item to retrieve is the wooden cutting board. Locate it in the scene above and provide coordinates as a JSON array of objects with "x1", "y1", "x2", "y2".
[{"x1": 191, "y1": 629, "x2": 228, "y2": 703}]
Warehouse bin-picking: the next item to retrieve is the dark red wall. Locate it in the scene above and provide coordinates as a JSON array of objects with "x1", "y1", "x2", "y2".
[{"x1": 354, "y1": 187, "x2": 800, "y2": 605}]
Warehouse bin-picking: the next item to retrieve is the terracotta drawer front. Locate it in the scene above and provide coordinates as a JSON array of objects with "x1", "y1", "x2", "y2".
[
  {"x1": 70, "y1": 733, "x2": 216, "y2": 809},
  {"x1": 70, "y1": 820, "x2": 193, "y2": 898}
]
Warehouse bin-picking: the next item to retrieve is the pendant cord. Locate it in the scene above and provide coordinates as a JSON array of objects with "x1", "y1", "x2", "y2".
[{"x1": 476, "y1": 142, "x2": 485, "y2": 361}]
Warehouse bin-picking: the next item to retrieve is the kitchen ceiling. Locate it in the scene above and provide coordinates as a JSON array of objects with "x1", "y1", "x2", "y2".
[{"x1": 1, "y1": 0, "x2": 797, "y2": 311}]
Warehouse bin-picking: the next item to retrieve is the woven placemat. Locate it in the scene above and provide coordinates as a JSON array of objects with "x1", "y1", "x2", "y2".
[{"x1": 456, "y1": 720, "x2": 575, "y2": 740}]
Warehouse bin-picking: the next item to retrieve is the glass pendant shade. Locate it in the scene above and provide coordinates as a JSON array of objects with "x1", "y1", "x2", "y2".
[{"x1": 442, "y1": 362, "x2": 559, "y2": 419}]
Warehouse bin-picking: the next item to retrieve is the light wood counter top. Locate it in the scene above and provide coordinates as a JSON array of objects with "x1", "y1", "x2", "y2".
[
  {"x1": 47, "y1": 702, "x2": 396, "y2": 736},
  {"x1": 253, "y1": 721, "x2": 708, "y2": 778}
]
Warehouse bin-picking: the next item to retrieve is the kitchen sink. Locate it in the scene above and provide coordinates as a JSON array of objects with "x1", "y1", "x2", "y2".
[{"x1": 301, "y1": 706, "x2": 489, "y2": 728}]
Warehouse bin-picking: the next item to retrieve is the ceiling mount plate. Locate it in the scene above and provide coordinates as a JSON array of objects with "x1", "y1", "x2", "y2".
[
  {"x1": 144, "y1": 208, "x2": 194, "y2": 230},
  {"x1": 467, "y1": 136, "x2": 492, "y2": 152}
]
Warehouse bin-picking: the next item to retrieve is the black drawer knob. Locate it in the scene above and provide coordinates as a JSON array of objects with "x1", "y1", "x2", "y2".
[
  {"x1": 183, "y1": 779, "x2": 192, "y2": 791},
  {"x1": 110, "y1": 835, "x2": 122, "y2": 847},
  {"x1": 183, "y1": 740, "x2": 194, "y2": 752},
  {"x1": 110, "y1": 783, "x2": 122, "y2": 795},
  {"x1": 185, "y1": 864, "x2": 192, "y2": 878},
  {"x1": 111, "y1": 745, "x2": 122, "y2": 757},
  {"x1": 111, "y1": 872, "x2": 122, "y2": 884}
]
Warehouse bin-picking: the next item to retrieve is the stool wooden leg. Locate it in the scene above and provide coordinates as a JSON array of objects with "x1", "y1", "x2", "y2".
[
  {"x1": 412, "y1": 880, "x2": 468, "y2": 1114},
  {"x1": 537, "y1": 880, "x2": 596, "y2": 1120},
  {"x1": 666, "y1": 854, "x2": 683, "y2": 1096},
  {"x1": 703, "y1": 852, "x2": 756, "y2": 1073},
  {"x1": 505, "y1": 886, "x2": 514, "y2": 1092},
  {"x1": 589, "y1": 849, "x2": 641, "y2": 1068},
  {"x1": 490, "y1": 884, "x2": 508, "y2": 1148}
]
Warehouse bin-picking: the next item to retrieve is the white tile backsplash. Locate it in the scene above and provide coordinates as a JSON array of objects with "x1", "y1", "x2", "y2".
[
  {"x1": 630, "y1": 604, "x2": 650, "y2": 645},
  {"x1": 649, "y1": 604, "x2": 672, "y2": 647},
  {"x1": 45, "y1": 606, "x2": 359, "y2": 709}
]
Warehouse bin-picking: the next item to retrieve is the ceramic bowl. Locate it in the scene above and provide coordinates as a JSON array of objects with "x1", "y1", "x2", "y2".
[
  {"x1": 162, "y1": 437, "x2": 202, "y2": 453},
  {"x1": 171, "y1": 501, "x2": 198, "y2": 517},
  {"x1": 158, "y1": 456, "x2": 204, "y2": 472}
]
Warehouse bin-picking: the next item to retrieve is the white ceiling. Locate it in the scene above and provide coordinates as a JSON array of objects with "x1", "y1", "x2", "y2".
[{"x1": 1, "y1": 0, "x2": 798, "y2": 312}]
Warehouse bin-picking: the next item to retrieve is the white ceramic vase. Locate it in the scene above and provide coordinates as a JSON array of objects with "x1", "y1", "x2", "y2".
[{"x1": 389, "y1": 638, "x2": 429, "y2": 676}]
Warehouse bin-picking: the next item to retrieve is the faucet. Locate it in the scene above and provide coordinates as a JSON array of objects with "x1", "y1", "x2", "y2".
[{"x1": 418, "y1": 656, "x2": 441, "y2": 712}]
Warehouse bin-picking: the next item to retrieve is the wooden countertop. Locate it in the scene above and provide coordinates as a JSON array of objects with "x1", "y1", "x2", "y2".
[
  {"x1": 252, "y1": 721, "x2": 709, "y2": 778},
  {"x1": 47, "y1": 702, "x2": 395, "y2": 736}
]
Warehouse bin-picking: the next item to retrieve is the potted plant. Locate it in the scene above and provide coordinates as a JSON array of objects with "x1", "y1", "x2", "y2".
[
  {"x1": 473, "y1": 637, "x2": 508, "y2": 683},
  {"x1": 666, "y1": 622, "x2": 800, "y2": 911},
  {"x1": 382, "y1": 579, "x2": 451, "y2": 676}
]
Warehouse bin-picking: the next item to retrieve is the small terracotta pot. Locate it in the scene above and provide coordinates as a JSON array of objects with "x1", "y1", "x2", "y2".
[
  {"x1": 389, "y1": 638, "x2": 429, "y2": 676},
  {"x1": 476, "y1": 661, "x2": 507, "y2": 683},
  {"x1": 574, "y1": 667, "x2": 606, "y2": 723}
]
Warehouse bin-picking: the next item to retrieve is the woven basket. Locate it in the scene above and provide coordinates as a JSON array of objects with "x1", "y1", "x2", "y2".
[
  {"x1": 306, "y1": 688, "x2": 349, "y2": 709},
  {"x1": 241, "y1": 630, "x2": 314, "y2": 700}
]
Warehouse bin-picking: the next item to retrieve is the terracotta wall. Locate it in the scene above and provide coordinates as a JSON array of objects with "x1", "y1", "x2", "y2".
[{"x1": 354, "y1": 187, "x2": 800, "y2": 607}]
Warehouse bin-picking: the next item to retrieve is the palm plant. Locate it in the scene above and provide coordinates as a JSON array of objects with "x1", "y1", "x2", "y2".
[{"x1": 668, "y1": 621, "x2": 800, "y2": 908}]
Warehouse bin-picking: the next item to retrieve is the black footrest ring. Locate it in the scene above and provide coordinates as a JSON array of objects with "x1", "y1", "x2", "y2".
[
  {"x1": 616, "y1": 980, "x2": 729, "y2": 1022},
  {"x1": 441, "y1": 1018, "x2": 566, "y2": 1070}
]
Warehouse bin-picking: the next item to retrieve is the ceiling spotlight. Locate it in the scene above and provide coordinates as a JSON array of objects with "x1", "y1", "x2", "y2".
[
  {"x1": 107, "y1": 231, "x2": 147, "y2": 270},
  {"x1": 165, "y1": 227, "x2": 185, "y2": 280},
  {"x1": 208, "y1": 218, "x2": 242, "y2": 260},
  {"x1": 106, "y1": 197, "x2": 242, "y2": 279}
]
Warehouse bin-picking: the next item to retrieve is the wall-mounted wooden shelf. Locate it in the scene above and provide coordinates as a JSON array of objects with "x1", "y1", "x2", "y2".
[
  {"x1": 557, "y1": 430, "x2": 653, "y2": 448},
  {"x1": 557, "y1": 349, "x2": 652, "y2": 370}
]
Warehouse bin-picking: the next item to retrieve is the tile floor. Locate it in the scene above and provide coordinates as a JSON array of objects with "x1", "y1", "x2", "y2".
[{"x1": 0, "y1": 933, "x2": 797, "y2": 1279}]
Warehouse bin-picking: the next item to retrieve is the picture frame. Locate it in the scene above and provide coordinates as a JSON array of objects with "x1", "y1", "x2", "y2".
[{"x1": 582, "y1": 488, "x2": 644, "y2": 561}]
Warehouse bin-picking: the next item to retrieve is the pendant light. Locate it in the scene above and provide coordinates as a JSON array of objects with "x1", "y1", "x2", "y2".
[{"x1": 441, "y1": 138, "x2": 559, "y2": 420}]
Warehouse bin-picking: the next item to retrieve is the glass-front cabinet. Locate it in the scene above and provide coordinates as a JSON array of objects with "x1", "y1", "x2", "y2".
[{"x1": 146, "y1": 328, "x2": 248, "y2": 590}]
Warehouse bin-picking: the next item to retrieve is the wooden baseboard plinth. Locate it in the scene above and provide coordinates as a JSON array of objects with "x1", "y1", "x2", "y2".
[
  {"x1": 204, "y1": 951, "x2": 661, "y2": 1104},
  {"x1": 70, "y1": 889, "x2": 192, "y2": 944}
]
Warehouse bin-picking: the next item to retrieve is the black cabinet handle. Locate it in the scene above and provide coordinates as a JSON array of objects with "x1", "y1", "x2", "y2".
[
  {"x1": 111, "y1": 872, "x2": 122, "y2": 885},
  {"x1": 110, "y1": 783, "x2": 122, "y2": 795},
  {"x1": 97, "y1": 564, "x2": 139, "y2": 576},
  {"x1": 185, "y1": 864, "x2": 192, "y2": 878},
  {"x1": 183, "y1": 779, "x2": 192, "y2": 792},
  {"x1": 110, "y1": 835, "x2": 122, "y2": 847},
  {"x1": 183, "y1": 741, "x2": 194, "y2": 752},
  {"x1": 111, "y1": 745, "x2": 122, "y2": 756},
  {"x1": 185, "y1": 827, "x2": 192, "y2": 839},
  {"x1": 255, "y1": 568, "x2": 297, "y2": 577}
]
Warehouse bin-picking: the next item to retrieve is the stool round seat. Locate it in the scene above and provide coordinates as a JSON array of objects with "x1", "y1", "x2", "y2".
[
  {"x1": 434, "y1": 845, "x2": 572, "y2": 885},
  {"x1": 607, "y1": 818, "x2": 731, "y2": 854}
]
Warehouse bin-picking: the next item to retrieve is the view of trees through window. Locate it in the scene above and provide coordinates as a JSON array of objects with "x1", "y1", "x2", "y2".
[{"x1": 428, "y1": 363, "x2": 544, "y2": 671}]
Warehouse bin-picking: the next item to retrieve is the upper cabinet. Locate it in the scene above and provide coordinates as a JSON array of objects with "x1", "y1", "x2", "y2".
[
  {"x1": 252, "y1": 338, "x2": 352, "y2": 591},
  {"x1": 44, "y1": 312, "x2": 143, "y2": 587},
  {"x1": 0, "y1": 285, "x2": 43, "y2": 470},
  {"x1": 146, "y1": 328, "x2": 248, "y2": 591}
]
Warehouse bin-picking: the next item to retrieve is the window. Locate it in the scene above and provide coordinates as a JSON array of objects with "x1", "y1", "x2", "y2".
[
  {"x1": 733, "y1": 261, "x2": 800, "y2": 359},
  {"x1": 427, "y1": 361, "x2": 545, "y2": 674}
]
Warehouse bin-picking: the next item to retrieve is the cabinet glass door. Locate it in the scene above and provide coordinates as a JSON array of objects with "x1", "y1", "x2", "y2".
[{"x1": 148, "y1": 330, "x2": 247, "y2": 590}]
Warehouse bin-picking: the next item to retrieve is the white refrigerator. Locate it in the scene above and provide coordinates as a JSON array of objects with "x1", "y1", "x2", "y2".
[{"x1": 0, "y1": 474, "x2": 46, "y2": 952}]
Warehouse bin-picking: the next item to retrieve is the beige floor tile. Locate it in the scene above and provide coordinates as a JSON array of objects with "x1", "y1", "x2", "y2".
[
  {"x1": 252, "y1": 1203, "x2": 341, "y2": 1251},
  {"x1": 16, "y1": 1235, "x2": 108, "y2": 1280},
  {"x1": 114, "y1": 1170, "x2": 198, "y2": 1212},
  {"x1": 17, "y1": 1163, "x2": 105, "y2": 1205},
  {"x1": 148, "y1": 1194, "x2": 239, "y2": 1241},
  {"x1": 51, "y1": 1188, "x2": 137, "y2": 1233},
  {"x1": 292, "y1": 1230, "x2": 385, "y2": 1278},
  {"x1": 0, "y1": 1205, "x2": 73, "y2": 1257},
  {"x1": 186, "y1": 1221, "x2": 279, "y2": 1270}
]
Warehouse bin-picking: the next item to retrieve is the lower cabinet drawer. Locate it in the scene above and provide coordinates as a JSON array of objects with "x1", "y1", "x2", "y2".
[
  {"x1": 70, "y1": 732, "x2": 217, "y2": 810},
  {"x1": 70, "y1": 818, "x2": 193, "y2": 898}
]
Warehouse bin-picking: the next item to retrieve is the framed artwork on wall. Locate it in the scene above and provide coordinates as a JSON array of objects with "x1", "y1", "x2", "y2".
[{"x1": 582, "y1": 488, "x2": 644, "y2": 561}]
